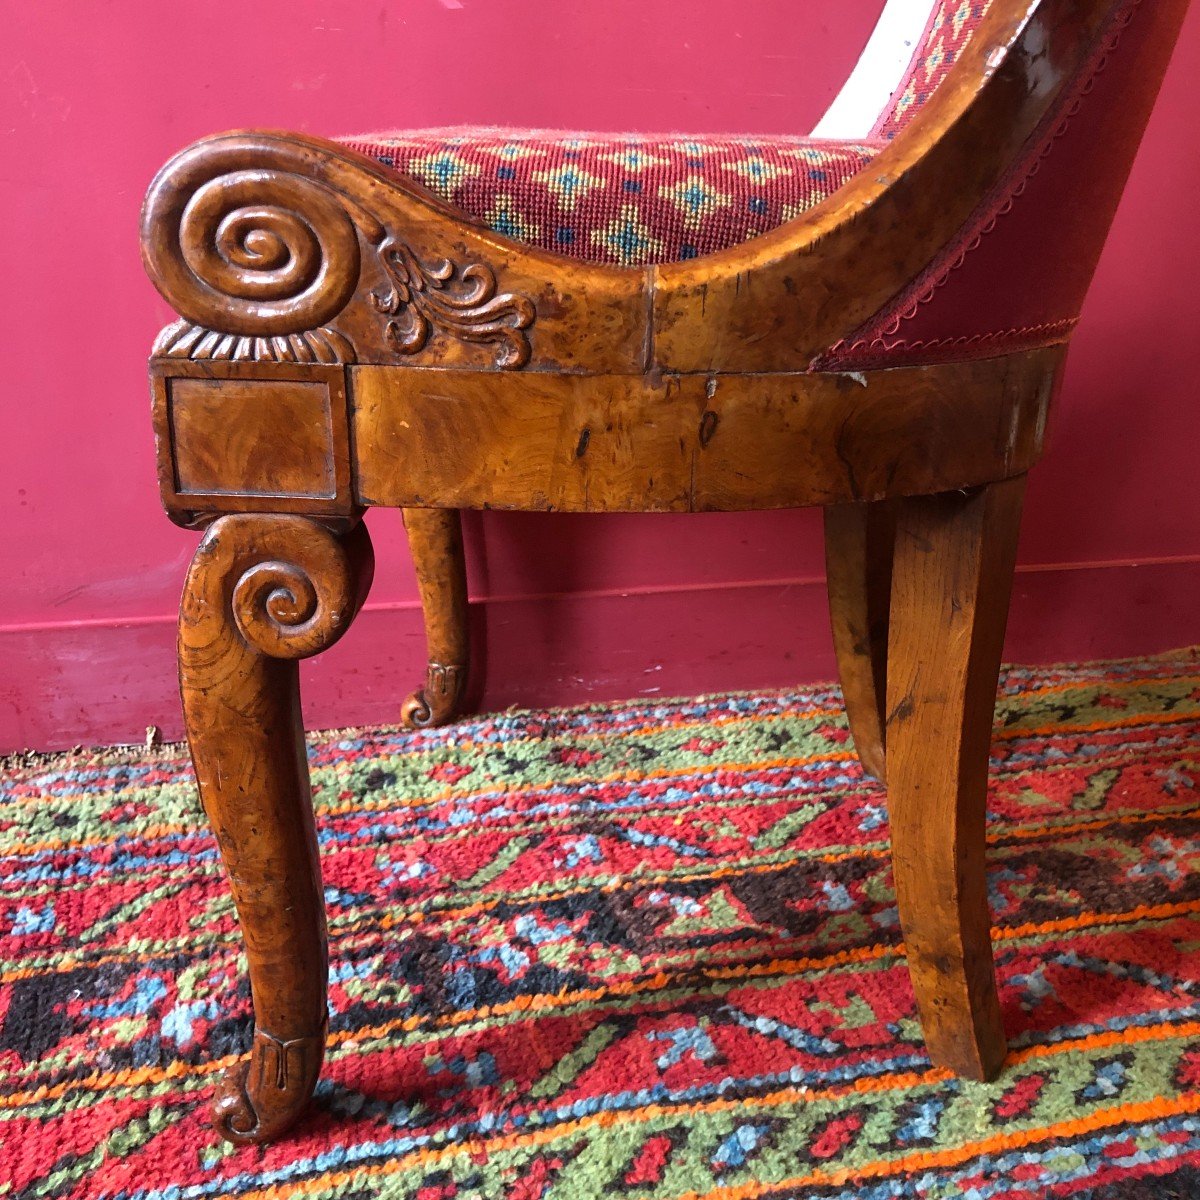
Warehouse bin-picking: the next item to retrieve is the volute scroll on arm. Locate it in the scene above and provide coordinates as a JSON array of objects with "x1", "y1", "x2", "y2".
[{"x1": 140, "y1": 131, "x2": 650, "y2": 374}]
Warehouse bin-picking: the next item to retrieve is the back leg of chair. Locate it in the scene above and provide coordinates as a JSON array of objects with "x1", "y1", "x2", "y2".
[
  {"x1": 885, "y1": 476, "x2": 1024, "y2": 1081},
  {"x1": 401, "y1": 508, "x2": 471, "y2": 729},
  {"x1": 824, "y1": 501, "x2": 896, "y2": 782}
]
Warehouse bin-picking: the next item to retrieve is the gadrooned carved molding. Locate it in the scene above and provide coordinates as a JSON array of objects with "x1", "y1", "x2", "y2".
[
  {"x1": 141, "y1": 135, "x2": 536, "y2": 371},
  {"x1": 154, "y1": 320, "x2": 357, "y2": 364}
]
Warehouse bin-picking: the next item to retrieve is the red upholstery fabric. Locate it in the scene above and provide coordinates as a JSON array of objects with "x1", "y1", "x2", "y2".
[
  {"x1": 874, "y1": 0, "x2": 996, "y2": 140},
  {"x1": 340, "y1": 130, "x2": 881, "y2": 267},
  {"x1": 820, "y1": 0, "x2": 1162, "y2": 369}
]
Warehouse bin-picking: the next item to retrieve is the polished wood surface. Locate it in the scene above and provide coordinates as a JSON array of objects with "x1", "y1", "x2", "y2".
[
  {"x1": 139, "y1": 2, "x2": 1189, "y2": 381},
  {"x1": 151, "y1": 360, "x2": 356, "y2": 528},
  {"x1": 179, "y1": 513, "x2": 373, "y2": 1141},
  {"x1": 137, "y1": 0, "x2": 1191, "y2": 1143},
  {"x1": 351, "y1": 351, "x2": 1062, "y2": 513}
]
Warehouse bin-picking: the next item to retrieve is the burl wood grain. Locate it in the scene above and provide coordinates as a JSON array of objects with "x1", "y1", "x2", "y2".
[
  {"x1": 151, "y1": 360, "x2": 355, "y2": 527},
  {"x1": 352, "y1": 351, "x2": 1062, "y2": 513},
  {"x1": 169, "y1": 377, "x2": 336, "y2": 499}
]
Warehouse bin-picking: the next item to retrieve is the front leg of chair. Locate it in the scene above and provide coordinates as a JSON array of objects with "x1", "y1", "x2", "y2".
[
  {"x1": 178, "y1": 513, "x2": 374, "y2": 1144},
  {"x1": 824, "y1": 501, "x2": 896, "y2": 783},
  {"x1": 400, "y1": 507, "x2": 470, "y2": 729},
  {"x1": 885, "y1": 476, "x2": 1024, "y2": 1081}
]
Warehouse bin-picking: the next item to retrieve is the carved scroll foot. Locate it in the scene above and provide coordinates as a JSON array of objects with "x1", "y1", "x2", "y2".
[
  {"x1": 401, "y1": 508, "x2": 470, "y2": 729},
  {"x1": 401, "y1": 663, "x2": 468, "y2": 729},
  {"x1": 213, "y1": 1023, "x2": 328, "y2": 1145},
  {"x1": 179, "y1": 513, "x2": 373, "y2": 1144}
]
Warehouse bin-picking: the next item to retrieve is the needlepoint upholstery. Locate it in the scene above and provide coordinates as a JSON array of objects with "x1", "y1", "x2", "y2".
[
  {"x1": 340, "y1": 131, "x2": 882, "y2": 267},
  {"x1": 341, "y1": 2, "x2": 999, "y2": 266},
  {"x1": 875, "y1": 0, "x2": 995, "y2": 139}
]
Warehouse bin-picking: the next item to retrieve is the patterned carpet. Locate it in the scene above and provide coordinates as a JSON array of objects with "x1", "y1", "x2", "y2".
[{"x1": 3, "y1": 651, "x2": 1200, "y2": 1198}]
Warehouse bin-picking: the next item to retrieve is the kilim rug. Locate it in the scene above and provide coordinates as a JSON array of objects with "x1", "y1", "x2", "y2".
[{"x1": 3, "y1": 651, "x2": 1200, "y2": 1198}]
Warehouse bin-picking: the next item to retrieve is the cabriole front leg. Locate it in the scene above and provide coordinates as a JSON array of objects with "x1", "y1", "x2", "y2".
[{"x1": 178, "y1": 513, "x2": 374, "y2": 1144}]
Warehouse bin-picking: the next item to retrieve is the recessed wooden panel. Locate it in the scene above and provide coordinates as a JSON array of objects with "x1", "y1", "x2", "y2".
[
  {"x1": 151, "y1": 361, "x2": 355, "y2": 523},
  {"x1": 169, "y1": 377, "x2": 335, "y2": 498}
]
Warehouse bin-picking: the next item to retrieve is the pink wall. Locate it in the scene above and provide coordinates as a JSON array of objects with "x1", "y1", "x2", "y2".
[{"x1": 2, "y1": 1, "x2": 1198, "y2": 752}]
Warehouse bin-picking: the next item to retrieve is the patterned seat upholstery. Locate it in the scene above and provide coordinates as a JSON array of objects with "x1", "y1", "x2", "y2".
[
  {"x1": 340, "y1": 1, "x2": 994, "y2": 266},
  {"x1": 340, "y1": 131, "x2": 880, "y2": 267}
]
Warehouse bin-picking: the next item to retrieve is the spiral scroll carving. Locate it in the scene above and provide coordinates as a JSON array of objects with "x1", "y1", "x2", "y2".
[
  {"x1": 231, "y1": 555, "x2": 352, "y2": 660},
  {"x1": 211, "y1": 516, "x2": 373, "y2": 661},
  {"x1": 141, "y1": 140, "x2": 366, "y2": 337},
  {"x1": 401, "y1": 663, "x2": 467, "y2": 729},
  {"x1": 144, "y1": 134, "x2": 539, "y2": 368},
  {"x1": 212, "y1": 1025, "x2": 326, "y2": 1146}
]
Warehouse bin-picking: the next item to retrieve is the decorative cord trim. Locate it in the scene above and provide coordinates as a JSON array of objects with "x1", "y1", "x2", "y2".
[
  {"x1": 814, "y1": 0, "x2": 1144, "y2": 371},
  {"x1": 828, "y1": 320, "x2": 1079, "y2": 371}
]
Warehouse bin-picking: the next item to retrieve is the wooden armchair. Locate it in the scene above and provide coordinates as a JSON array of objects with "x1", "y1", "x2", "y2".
[{"x1": 139, "y1": 0, "x2": 1190, "y2": 1143}]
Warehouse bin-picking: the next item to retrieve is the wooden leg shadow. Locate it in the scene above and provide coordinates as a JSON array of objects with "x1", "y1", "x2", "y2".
[
  {"x1": 825, "y1": 501, "x2": 896, "y2": 782},
  {"x1": 179, "y1": 513, "x2": 374, "y2": 1144},
  {"x1": 885, "y1": 477, "x2": 1025, "y2": 1081},
  {"x1": 400, "y1": 508, "x2": 470, "y2": 729}
]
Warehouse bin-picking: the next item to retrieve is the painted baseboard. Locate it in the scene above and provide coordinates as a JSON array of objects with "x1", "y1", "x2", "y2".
[{"x1": 2, "y1": 558, "x2": 1198, "y2": 752}]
